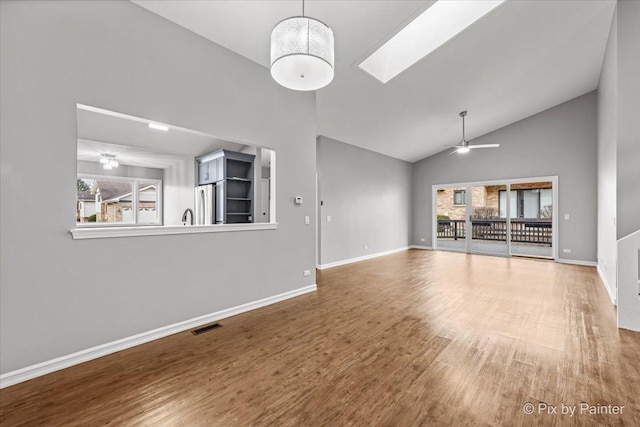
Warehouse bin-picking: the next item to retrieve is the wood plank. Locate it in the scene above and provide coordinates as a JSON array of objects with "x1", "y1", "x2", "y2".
[{"x1": 1, "y1": 250, "x2": 638, "y2": 426}]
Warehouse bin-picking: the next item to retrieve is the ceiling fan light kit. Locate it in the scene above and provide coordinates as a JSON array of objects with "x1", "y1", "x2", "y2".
[{"x1": 270, "y1": 0, "x2": 334, "y2": 91}]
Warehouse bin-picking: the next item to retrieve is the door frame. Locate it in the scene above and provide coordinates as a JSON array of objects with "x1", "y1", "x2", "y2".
[{"x1": 432, "y1": 175, "x2": 558, "y2": 261}]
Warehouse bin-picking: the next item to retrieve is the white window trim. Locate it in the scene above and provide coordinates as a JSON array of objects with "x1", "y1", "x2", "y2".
[
  {"x1": 431, "y1": 175, "x2": 559, "y2": 261},
  {"x1": 77, "y1": 174, "x2": 162, "y2": 227},
  {"x1": 70, "y1": 222, "x2": 278, "y2": 240}
]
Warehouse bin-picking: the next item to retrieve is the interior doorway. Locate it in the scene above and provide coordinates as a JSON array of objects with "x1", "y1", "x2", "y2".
[{"x1": 432, "y1": 176, "x2": 558, "y2": 260}]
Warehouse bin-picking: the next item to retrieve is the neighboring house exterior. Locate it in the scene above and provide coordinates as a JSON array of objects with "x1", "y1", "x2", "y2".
[
  {"x1": 94, "y1": 181, "x2": 157, "y2": 223},
  {"x1": 437, "y1": 182, "x2": 552, "y2": 220},
  {"x1": 76, "y1": 191, "x2": 96, "y2": 222},
  {"x1": 437, "y1": 187, "x2": 486, "y2": 220}
]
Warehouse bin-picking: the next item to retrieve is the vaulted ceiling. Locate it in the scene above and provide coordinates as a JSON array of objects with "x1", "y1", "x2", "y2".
[{"x1": 133, "y1": 0, "x2": 616, "y2": 162}]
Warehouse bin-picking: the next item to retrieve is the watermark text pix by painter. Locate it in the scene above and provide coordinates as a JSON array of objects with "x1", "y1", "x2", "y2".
[{"x1": 523, "y1": 402, "x2": 624, "y2": 417}]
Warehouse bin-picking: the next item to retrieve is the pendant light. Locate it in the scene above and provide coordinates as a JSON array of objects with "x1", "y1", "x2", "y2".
[{"x1": 270, "y1": 0, "x2": 334, "y2": 91}]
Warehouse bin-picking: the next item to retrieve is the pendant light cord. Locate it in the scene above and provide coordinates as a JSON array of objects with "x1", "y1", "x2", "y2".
[{"x1": 302, "y1": 0, "x2": 305, "y2": 17}]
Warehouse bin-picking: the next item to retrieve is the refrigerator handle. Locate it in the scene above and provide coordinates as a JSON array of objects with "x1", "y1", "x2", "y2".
[
  {"x1": 205, "y1": 186, "x2": 212, "y2": 225},
  {"x1": 195, "y1": 187, "x2": 203, "y2": 225}
]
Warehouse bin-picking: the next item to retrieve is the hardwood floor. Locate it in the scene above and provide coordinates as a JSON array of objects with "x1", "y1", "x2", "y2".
[{"x1": 1, "y1": 250, "x2": 639, "y2": 426}]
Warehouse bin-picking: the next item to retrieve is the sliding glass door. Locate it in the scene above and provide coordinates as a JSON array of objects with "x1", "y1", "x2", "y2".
[
  {"x1": 508, "y1": 181, "x2": 554, "y2": 258},
  {"x1": 433, "y1": 177, "x2": 556, "y2": 259},
  {"x1": 468, "y1": 184, "x2": 508, "y2": 255},
  {"x1": 434, "y1": 185, "x2": 467, "y2": 252}
]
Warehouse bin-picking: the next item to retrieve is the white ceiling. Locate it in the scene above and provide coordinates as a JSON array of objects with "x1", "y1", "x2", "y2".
[
  {"x1": 132, "y1": 0, "x2": 616, "y2": 162},
  {"x1": 77, "y1": 108, "x2": 244, "y2": 168},
  {"x1": 77, "y1": 139, "x2": 188, "y2": 170}
]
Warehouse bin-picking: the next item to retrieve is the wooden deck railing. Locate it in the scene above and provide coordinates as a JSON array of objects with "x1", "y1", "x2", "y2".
[
  {"x1": 437, "y1": 219, "x2": 552, "y2": 246},
  {"x1": 437, "y1": 219, "x2": 466, "y2": 240}
]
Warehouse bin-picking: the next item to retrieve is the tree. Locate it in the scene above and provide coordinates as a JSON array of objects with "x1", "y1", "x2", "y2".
[
  {"x1": 538, "y1": 205, "x2": 552, "y2": 219},
  {"x1": 77, "y1": 179, "x2": 91, "y2": 192},
  {"x1": 472, "y1": 206, "x2": 498, "y2": 219}
]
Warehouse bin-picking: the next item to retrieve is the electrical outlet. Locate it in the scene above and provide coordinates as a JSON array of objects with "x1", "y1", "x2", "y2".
[
  {"x1": 420, "y1": 238, "x2": 425, "y2": 242},
  {"x1": 563, "y1": 248, "x2": 572, "y2": 254},
  {"x1": 327, "y1": 215, "x2": 332, "y2": 222},
  {"x1": 364, "y1": 245, "x2": 368, "y2": 250},
  {"x1": 304, "y1": 216, "x2": 310, "y2": 225},
  {"x1": 303, "y1": 270, "x2": 311, "y2": 277},
  {"x1": 564, "y1": 214, "x2": 570, "y2": 220}
]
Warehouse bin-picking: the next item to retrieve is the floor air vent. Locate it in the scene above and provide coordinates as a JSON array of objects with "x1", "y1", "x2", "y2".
[{"x1": 191, "y1": 323, "x2": 222, "y2": 335}]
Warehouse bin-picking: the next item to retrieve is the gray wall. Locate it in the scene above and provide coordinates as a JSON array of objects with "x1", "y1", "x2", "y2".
[
  {"x1": 163, "y1": 157, "x2": 196, "y2": 226},
  {"x1": 317, "y1": 136, "x2": 412, "y2": 266},
  {"x1": 0, "y1": 1, "x2": 316, "y2": 374},
  {"x1": 596, "y1": 0, "x2": 640, "y2": 304},
  {"x1": 413, "y1": 92, "x2": 598, "y2": 263},
  {"x1": 597, "y1": 7, "x2": 618, "y2": 299},
  {"x1": 616, "y1": 0, "x2": 640, "y2": 239}
]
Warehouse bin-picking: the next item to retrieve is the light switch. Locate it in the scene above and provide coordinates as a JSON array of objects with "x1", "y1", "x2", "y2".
[
  {"x1": 564, "y1": 214, "x2": 570, "y2": 220},
  {"x1": 304, "y1": 216, "x2": 310, "y2": 225},
  {"x1": 327, "y1": 215, "x2": 332, "y2": 222}
]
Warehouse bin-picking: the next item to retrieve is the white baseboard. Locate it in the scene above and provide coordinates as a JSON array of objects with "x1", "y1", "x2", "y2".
[
  {"x1": 410, "y1": 245, "x2": 433, "y2": 250},
  {"x1": 556, "y1": 258, "x2": 597, "y2": 267},
  {"x1": 597, "y1": 264, "x2": 617, "y2": 305},
  {"x1": 317, "y1": 247, "x2": 409, "y2": 270},
  {"x1": 0, "y1": 284, "x2": 317, "y2": 389}
]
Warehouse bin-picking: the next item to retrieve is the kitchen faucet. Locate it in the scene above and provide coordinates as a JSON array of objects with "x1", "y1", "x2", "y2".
[{"x1": 182, "y1": 208, "x2": 194, "y2": 225}]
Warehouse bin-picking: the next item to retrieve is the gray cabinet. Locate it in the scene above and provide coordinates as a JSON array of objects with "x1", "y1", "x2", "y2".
[
  {"x1": 196, "y1": 150, "x2": 255, "y2": 224},
  {"x1": 197, "y1": 157, "x2": 223, "y2": 185},
  {"x1": 198, "y1": 160, "x2": 213, "y2": 185}
]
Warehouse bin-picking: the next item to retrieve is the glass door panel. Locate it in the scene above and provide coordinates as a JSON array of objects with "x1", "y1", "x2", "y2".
[
  {"x1": 468, "y1": 184, "x2": 508, "y2": 255},
  {"x1": 509, "y1": 181, "x2": 553, "y2": 258},
  {"x1": 435, "y1": 186, "x2": 467, "y2": 251}
]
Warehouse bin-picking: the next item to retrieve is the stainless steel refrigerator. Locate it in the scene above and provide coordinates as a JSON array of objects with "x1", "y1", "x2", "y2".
[{"x1": 194, "y1": 184, "x2": 215, "y2": 225}]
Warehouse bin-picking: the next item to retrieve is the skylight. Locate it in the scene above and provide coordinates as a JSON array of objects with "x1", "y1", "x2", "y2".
[{"x1": 359, "y1": 0, "x2": 505, "y2": 83}]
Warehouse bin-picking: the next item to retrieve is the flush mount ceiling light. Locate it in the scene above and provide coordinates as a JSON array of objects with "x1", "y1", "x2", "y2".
[
  {"x1": 443, "y1": 111, "x2": 499, "y2": 154},
  {"x1": 270, "y1": 0, "x2": 335, "y2": 91},
  {"x1": 99, "y1": 153, "x2": 119, "y2": 170},
  {"x1": 359, "y1": 0, "x2": 505, "y2": 83}
]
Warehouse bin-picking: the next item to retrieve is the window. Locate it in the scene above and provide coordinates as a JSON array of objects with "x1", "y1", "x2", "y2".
[
  {"x1": 453, "y1": 190, "x2": 466, "y2": 205},
  {"x1": 76, "y1": 175, "x2": 162, "y2": 226},
  {"x1": 499, "y1": 188, "x2": 552, "y2": 219},
  {"x1": 72, "y1": 104, "x2": 278, "y2": 240}
]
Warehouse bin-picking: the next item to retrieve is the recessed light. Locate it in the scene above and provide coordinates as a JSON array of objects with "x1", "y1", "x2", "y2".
[
  {"x1": 148, "y1": 123, "x2": 169, "y2": 131},
  {"x1": 359, "y1": 0, "x2": 505, "y2": 83}
]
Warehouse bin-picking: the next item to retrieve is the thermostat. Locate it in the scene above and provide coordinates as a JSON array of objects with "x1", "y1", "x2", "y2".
[{"x1": 294, "y1": 196, "x2": 303, "y2": 205}]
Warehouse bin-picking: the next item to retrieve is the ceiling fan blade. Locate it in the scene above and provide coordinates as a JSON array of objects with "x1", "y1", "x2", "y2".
[
  {"x1": 468, "y1": 144, "x2": 500, "y2": 149},
  {"x1": 446, "y1": 148, "x2": 459, "y2": 156}
]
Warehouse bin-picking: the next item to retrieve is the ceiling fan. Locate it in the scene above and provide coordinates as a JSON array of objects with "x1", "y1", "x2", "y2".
[{"x1": 445, "y1": 111, "x2": 499, "y2": 154}]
